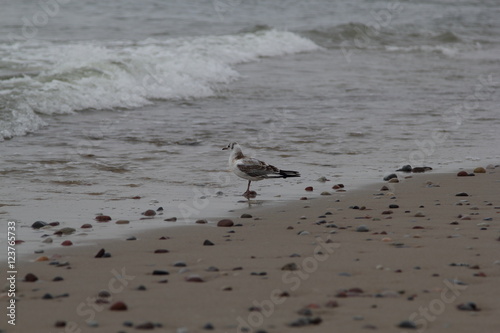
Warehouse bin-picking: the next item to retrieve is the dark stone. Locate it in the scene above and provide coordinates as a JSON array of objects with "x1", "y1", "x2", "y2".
[
  {"x1": 457, "y1": 302, "x2": 480, "y2": 311},
  {"x1": 164, "y1": 217, "x2": 177, "y2": 222},
  {"x1": 383, "y1": 174, "x2": 398, "y2": 181},
  {"x1": 196, "y1": 219, "x2": 208, "y2": 224},
  {"x1": 152, "y1": 270, "x2": 169, "y2": 276},
  {"x1": 288, "y1": 317, "x2": 322, "y2": 327},
  {"x1": 457, "y1": 171, "x2": 469, "y2": 177},
  {"x1": 154, "y1": 249, "x2": 169, "y2": 253},
  {"x1": 95, "y1": 248, "x2": 105, "y2": 258},
  {"x1": 42, "y1": 293, "x2": 54, "y2": 299},
  {"x1": 135, "y1": 322, "x2": 155, "y2": 330},
  {"x1": 52, "y1": 276, "x2": 64, "y2": 282},
  {"x1": 95, "y1": 215, "x2": 112, "y2": 222},
  {"x1": 98, "y1": 290, "x2": 111, "y2": 298},
  {"x1": 49, "y1": 222, "x2": 60, "y2": 227},
  {"x1": 32, "y1": 221, "x2": 48, "y2": 229},
  {"x1": 305, "y1": 186, "x2": 313, "y2": 191},
  {"x1": 126, "y1": 236, "x2": 137, "y2": 241},
  {"x1": 203, "y1": 323, "x2": 215, "y2": 330},
  {"x1": 389, "y1": 204, "x2": 399, "y2": 209},
  {"x1": 281, "y1": 263, "x2": 299, "y2": 271},
  {"x1": 109, "y1": 301, "x2": 128, "y2": 311},
  {"x1": 81, "y1": 223, "x2": 92, "y2": 229},
  {"x1": 24, "y1": 273, "x2": 38, "y2": 282},
  {"x1": 397, "y1": 165, "x2": 412, "y2": 172},
  {"x1": 217, "y1": 219, "x2": 234, "y2": 227},
  {"x1": 455, "y1": 192, "x2": 469, "y2": 197},
  {"x1": 240, "y1": 214, "x2": 253, "y2": 218},
  {"x1": 203, "y1": 240, "x2": 214, "y2": 246},
  {"x1": 142, "y1": 210, "x2": 156, "y2": 217},
  {"x1": 54, "y1": 321, "x2": 66, "y2": 328},
  {"x1": 397, "y1": 320, "x2": 417, "y2": 329},
  {"x1": 185, "y1": 274, "x2": 204, "y2": 282}
]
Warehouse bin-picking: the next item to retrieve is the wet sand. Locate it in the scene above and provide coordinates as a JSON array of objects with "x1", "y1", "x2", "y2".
[{"x1": 5, "y1": 166, "x2": 500, "y2": 333}]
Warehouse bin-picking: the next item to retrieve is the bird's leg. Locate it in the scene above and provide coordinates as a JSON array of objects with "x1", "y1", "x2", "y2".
[{"x1": 243, "y1": 180, "x2": 256, "y2": 198}]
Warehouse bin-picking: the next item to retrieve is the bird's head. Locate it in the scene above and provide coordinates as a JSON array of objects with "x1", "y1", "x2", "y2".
[{"x1": 222, "y1": 142, "x2": 239, "y2": 151}]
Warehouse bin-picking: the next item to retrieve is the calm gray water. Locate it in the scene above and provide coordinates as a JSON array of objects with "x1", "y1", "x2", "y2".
[{"x1": 1, "y1": 0, "x2": 499, "y2": 256}]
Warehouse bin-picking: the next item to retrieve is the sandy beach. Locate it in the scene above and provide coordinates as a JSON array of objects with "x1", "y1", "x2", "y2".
[{"x1": 4, "y1": 166, "x2": 499, "y2": 333}]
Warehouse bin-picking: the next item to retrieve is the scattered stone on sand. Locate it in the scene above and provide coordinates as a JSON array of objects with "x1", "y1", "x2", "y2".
[
  {"x1": 206, "y1": 266, "x2": 219, "y2": 272},
  {"x1": 164, "y1": 217, "x2": 177, "y2": 222},
  {"x1": 414, "y1": 211, "x2": 425, "y2": 217},
  {"x1": 380, "y1": 186, "x2": 389, "y2": 191},
  {"x1": 126, "y1": 236, "x2": 137, "y2": 241},
  {"x1": 42, "y1": 293, "x2": 53, "y2": 299},
  {"x1": 81, "y1": 223, "x2": 92, "y2": 229},
  {"x1": 456, "y1": 192, "x2": 469, "y2": 197},
  {"x1": 61, "y1": 240, "x2": 73, "y2": 246},
  {"x1": 136, "y1": 285, "x2": 147, "y2": 291},
  {"x1": 54, "y1": 321, "x2": 66, "y2": 328},
  {"x1": 24, "y1": 273, "x2": 38, "y2": 282},
  {"x1": 317, "y1": 176, "x2": 330, "y2": 182},
  {"x1": 53, "y1": 276, "x2": 64, "y2": 282},
  {"x1": 32, "y1": 221, "x2": 48, "y2": 229},
  {"x1": 154, "y1": 249, "x2": 169, "y2": 254},
  {"x1": 203, "y1": 323, "x2": 215, "y2": 330},
  {"x1": 389, "y1": 204, "x2": 399, "y2": 209},
  {"x1": 42, "y1": 237, "x2": 53, "y2": 244},
  {"x1": 173, "y1": 261, "x2": 187, "y2": 267},
  {"x1": 382, "y1": 210, "x2": 393, "y2": 215},
  {"x1": 298, "y1": 230, "x2": 310, "y2": 236},
  {"x1": 389, "y1": 178, "x2": 399, "y2": 183},
  {"x1": 115, "y1": 220, "x2": 130, "y2": 224},
  {"x1": 356, "y1": 225, "x2": 370, "y2": 232},
  {"x1": 325, "y1": 300, "x2": 339, "y2": 308},
  {"x1": 185, "y1": 274, "x2": 204, "y2": 282},
  {"x1": 110, "y1": 301, "x2": 128, "y2": 311},
  {"x1": 397, "y1": 320, "x2": 417, "y2": 329},
  {"x1": 457, "y1": 302, "x2": 480, "y2": 311},
  {"x1": 240, "y1": 213, "x2": 252, "y2": 218},
  {"x1": 412, "y1": 166, "x2": 432, "y2": 173},
  {"x1": 196, "y1": 219, "x2": 208, "y2": 224},
  {"x1": 217, "y1": 219, "x2": 234, "y2": 227},
  {"x1": 305, "y1": 186, "x2": 313, "y2": 192},
  {"x1": 203, "y1": 240, "x2": 214, "y2": 246},
  {"x1": 321, "y1": 191, "x2": 331, "y2": 196},
  {"x1": 98, "y1": 290, "x2": 111, "y2": 298},
  {"x1": 95, "y1": 215, "x2": 112, "y2": 222},
  {"x1": 473, "y1": 167, "x2": 486, "y2": 173},
  {"x1": 281, "y1": 263, "x2": 299, "y2": 271},
  {"x1": 142, "y1": 209, "x2": 156, "y2": 217},
  {"x1": 457, "y1": 171, "x2": 469, "y2": 177},
  {"x1": 384, "y1": 174, "x2": 397, "y2": 181},
  {"x1": 152, "y1": 270, "x2": 170, "y2": 276}
]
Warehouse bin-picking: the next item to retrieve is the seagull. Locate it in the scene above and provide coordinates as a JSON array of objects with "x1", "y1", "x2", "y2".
[{"x1": 222, "y1": 142, "x2": 300, "y2": 197}]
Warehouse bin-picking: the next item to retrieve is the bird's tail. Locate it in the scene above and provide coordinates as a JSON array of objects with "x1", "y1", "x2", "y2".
[{"x1": 278, "y1": 169, "x2": 301, "y2": 178}]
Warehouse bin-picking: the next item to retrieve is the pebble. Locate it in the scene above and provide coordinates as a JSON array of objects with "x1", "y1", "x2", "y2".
[
  {"x1": 185, "y1": 274, "x2": 204, "y2": 282},
  {"x1": 217, "y1": 219, "x2": 234, "y2": 227},
  {"x1": 81, "y1": 223, "x2": 93, "y2": 229},
  {"x1": 61, "y1": 240, "x2": 73, "y2": 246},
  {"x1": 457, "y1": 171, "x2": 469, "y2": 177},
  {"x1": 98, "y1": 290, "x2": 111, "y2": 298},
  {"x1": 53, "y1": 276, "x2": 64, "y2": 282},
  {"x1": 109, "y1": 301, "x2": 128, "y2": 311},
  {"x1": 126, "y1": 236, "x2": 137, "y2": 241},
  {"x1": 457, "y1": 302, "x2": 479, "y2": 311},
  {"x1": 152, "y1": 270, "x2": 170, "y2": 276},
  {"x1": 54, "y1": 321, "x2": 66, "y2": 328},
  {"x1": 384, "y1": 174, "x2": 398, "y2": 181},
  {"x1": 414, "y1": 212, "x2": 425, "y2": 217},
  {"x1": 473, "y1": 167, "x2": 486, "y2": 173},
  {"x1": 203, "y1": 323, "x2": 215, "y2": 330},
  {"x1": 389, "y1": 204, "x2": 399, "y2": 209},
  {"x1": 32, "y1": 221, "x2": 48, "y2": 229},
  {"x1": 154, "y1": 249, "x2": 169, "y2": 253},
  {"x1": 206, "y1": 266, "x2": 219, "y2": 272},
  {"x1": 456, "y1": 192, "x2": 469, "y2": 197},
  {"x1": 135, "y1": 322, "x2": 155, "y2": 329},
  {"x1": 95, "y1": 215, "x2": 112, "y2": 222},
  {"x1": 115, "y1": 220, "x2": 130, "y2": 224},
  {"x1": 87, "y1": 320, "x2": 99, "y2": 328},
  {"x1": 142, "y1": 209, "x2": 156, "y2": 217},
  {"x1": 281, "y1": 263, "x2": 299, "y2": 271},
  {"x1": 321, "y1": 191, "x2": 331, "y2": 196},
  {"x1": 171, "y1": 261, "x2": 186, "y2": 268},
  {"x1": 42, "y1": 293, "x2": 53, "y2": 299},
  {"x1": 288, "y1": 317, "x2": 322, "y2": 327},
  {"x1": 164, "y1": 217, "x2": 177, "y2": 222},
  {"x1": 240, "y1": 214, "x2": 252, "y2": 218},
  {"x1": 94, "y1": 248, "x2": 106, "y2": 258},
  {"x1": 54, "y1": 227, "x2": 76, "y2": 236},
  {"x1": 397, "y1": 320, "x2": 417, "y2": 329},
  {"x1": 42, "y1": 237, "x2": 53, "y2": 244},
  {"x1": 203, "y1": 240, "x2": 214, "y2": 246},
  {"x1": 397, "y1": 165, "x2": 412, "y2": 172},
  {"x1": 305, "y1": 186, "x2": 313, "y2": 192},
  {"x1": 388, "y1": 178, "x2": 399, "y2": 183},
  {"x1": 123, "y1": 321, "x2": 134, "y2": 327},
  {"x1": 298, "y1": 231, "x2": 310, "y2": 236},
  {"x1": 380, "y1": 186, "x2": 389, "y2": 191},
  {"x1": 196, "y1": 219, "x2": 208, "y2": 224},
  {"x1": 356, "y1": 225, "x2": 370, "y2": 232},
  {"x1": 325, "y1": 300, "x2": 339, "y2": 308}
]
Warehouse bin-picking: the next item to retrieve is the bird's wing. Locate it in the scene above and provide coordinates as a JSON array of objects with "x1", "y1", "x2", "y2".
[{"x1": 235, "y1": 157, "x2": 279, "y2": 178}]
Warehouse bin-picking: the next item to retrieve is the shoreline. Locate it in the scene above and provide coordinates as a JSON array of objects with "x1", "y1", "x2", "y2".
[{"x1": 4, "y1": 165, "x2": 500, "y2": 332}]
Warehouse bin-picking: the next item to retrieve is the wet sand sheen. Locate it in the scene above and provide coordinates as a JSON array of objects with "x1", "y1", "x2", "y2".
[{"x1": 12, "y1": 166, "x2": 500, "y2": 332}]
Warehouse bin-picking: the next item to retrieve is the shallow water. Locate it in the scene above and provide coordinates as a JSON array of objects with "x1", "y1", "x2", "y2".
[{"x1": 1, "y1": 0, "x2": 500, "y2": 259}]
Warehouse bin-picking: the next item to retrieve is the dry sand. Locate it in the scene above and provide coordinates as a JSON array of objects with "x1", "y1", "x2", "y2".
[{"x1": 4, "y1": 166, "x2": 500, "y2": 333}]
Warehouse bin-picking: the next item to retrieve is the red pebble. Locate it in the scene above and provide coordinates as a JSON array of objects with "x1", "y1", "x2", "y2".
[
  {"x1": 81, "y1": 224, "x2": 92, "y2": 229},
  {"x1": 61, "y1": 240, "x2": 73, "y2": 246},
  {"x1": 457, "y1": 171, "x2": 468, "y2": 177},
  {"x1": 95, "y1": 215, "x2": 111, "y2": 222},
  {"x1": 109, "y1": 301, "x2": 128, "y2": 311},
  {"x1": 217, "y1": 219, "x2": 234, "y2": 227},
  {"x1": 305, "y1": 186, "x2": 313, "y2": 192}
]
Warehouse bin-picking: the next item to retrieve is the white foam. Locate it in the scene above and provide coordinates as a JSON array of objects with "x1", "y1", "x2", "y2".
[{"x1": 0, "y1": 30, "x2": 320, "y2": 140}]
